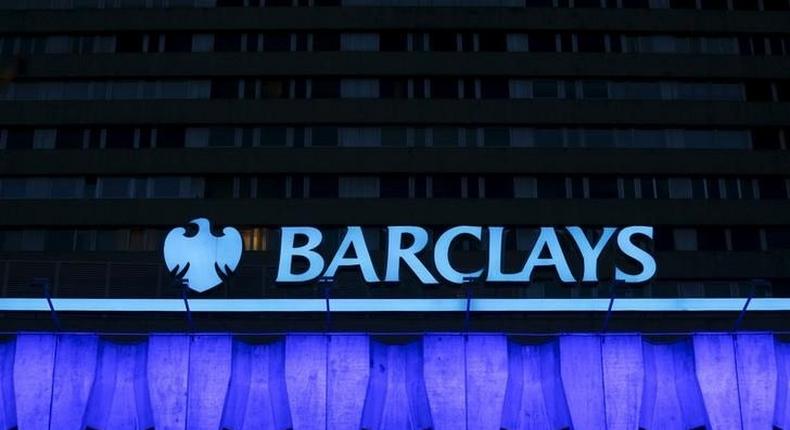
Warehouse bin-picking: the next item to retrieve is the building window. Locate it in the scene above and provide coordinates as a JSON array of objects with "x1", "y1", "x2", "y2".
[{"x1": 339, "y1": 176, "x2": 380, "y2": 198}]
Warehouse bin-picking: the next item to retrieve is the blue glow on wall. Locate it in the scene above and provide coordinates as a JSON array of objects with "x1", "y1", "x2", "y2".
[{"x1": 0, "y1": 332, "x2": 789, "y2": 429}]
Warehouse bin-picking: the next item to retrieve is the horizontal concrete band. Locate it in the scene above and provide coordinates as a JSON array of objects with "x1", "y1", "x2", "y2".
[
  {"x1": 2, "y1": 199, "x2": 790, "y2": 226},
  {"x1": 12, "y1": 53, "x2": 790, "y2": 80},
  {"x1": 1, "y1": 100, "x2": 788, "y2": 126},
  {"x1": 0, "y1": 297, "x2": 785, "y2": 312},
  {"x1": 4, "y1": 148, "x2": 790, "y2": 176},
  {"x1": 1, "y1": 8, "x2": 789, "y2": 33}
]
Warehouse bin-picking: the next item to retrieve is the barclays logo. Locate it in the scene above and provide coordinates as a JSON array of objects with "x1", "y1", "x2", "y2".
[{"x1": 163, "y1": 218, "x2": 243, "y2": 293}]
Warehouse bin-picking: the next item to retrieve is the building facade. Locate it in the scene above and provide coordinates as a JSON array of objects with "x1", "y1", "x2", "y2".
[{"x1": 0, "y1": 0, "x2": 790, "y2": 428}]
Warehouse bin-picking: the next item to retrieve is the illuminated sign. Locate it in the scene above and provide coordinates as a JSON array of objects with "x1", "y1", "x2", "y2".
[
  {"x1": 23, "y1": 218, "x2": 785, "y2": 314},
  {"x1": 276, "y1": 225, "x2": 656, "y2": 285},
  {"x1": 163, "y1": 218, "x2": 243, "y2": 292}
]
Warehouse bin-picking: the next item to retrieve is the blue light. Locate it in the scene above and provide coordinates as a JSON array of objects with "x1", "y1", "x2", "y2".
[{"x1": 0, "y1": 297, "x2": 787, "y2": 312}]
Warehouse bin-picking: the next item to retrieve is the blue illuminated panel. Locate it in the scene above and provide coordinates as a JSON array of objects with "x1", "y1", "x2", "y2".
[{"x1": 0, "y1": 297, "x2": 787, "y2": 312}]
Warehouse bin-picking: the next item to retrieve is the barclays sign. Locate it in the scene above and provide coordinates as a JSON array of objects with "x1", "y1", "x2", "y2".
[{"x1": 163, "y1": 219, "x2": 656, "y2": 293}]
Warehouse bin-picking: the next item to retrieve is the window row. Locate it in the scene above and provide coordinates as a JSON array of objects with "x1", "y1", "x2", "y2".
[
  {"x1": 6, "y1": 78, "x2": 782, "y2": 102},
  {"x1": 1, "y1": 126, "x2": 772, "y2": 150},
  {"x1": 1, "y1": 225, "x2": 789, "y2": 253},
  {"x1": 2, "y1": 0, "x2": 789, "y2": 10},
  {"x1": 1, "y1": 175, "x2": 789, "y2": 201},
  {"x1": 3, "y1": 31, "x2": 790, "y2": 56}
]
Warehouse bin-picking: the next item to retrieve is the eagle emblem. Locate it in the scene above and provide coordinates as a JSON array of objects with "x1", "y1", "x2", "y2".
[{"x1": 163, "y1": 218, "x2": 243, "y2": 293}]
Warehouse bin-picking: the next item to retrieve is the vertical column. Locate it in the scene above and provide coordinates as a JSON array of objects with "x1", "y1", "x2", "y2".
[
  {"x1": 465, "y1": 335, "x2": 508, "y2": 430},
  {"x1": 50, "y1": 334, "x2": 99, "y2": 430},
  {"x1": 286, "y1": 335, "x2": 327, "y2": 430},
  {"x1": 559, "y1": 335, "x2": 606, "y2": 429},
  {"x1": 423, "y1": 335, "x2": 466, "y2": 430},
  {"x1": 360, "y1": 337, "x2": 433, "y2": 430},
  {"x1": 327, "y1": 334, "x2": 369, "y2": 430},
  {"x1": 601, "y1": 334, "x2": 643, "y2": 430},
  {"x1": 187, "y1": 334, "x2": 232, "y2": 429},
  {"x1": 735, "y1": 333, "x2": 777, "y2": 430},
  {"x1": 81, "y1": 338, "x2": 154, "y2": 430},
  {"x1": 220, "y1": 337, "x2": 292, "y2": 430},
  {"x1": 500, "y1": 338, "x2": 572, "y2": 430},
  {"x1": 13, "y1": 333, "x2": 57, "y2": 430},
  {"x1": 774, "y1": 337, "x2": 790, "y2": 428},
  {"x1": 0, "y1": 337, "x2": 16, "y2": 430},
  {"x1": 693, "y1": 334, "x2": 742, "y2": 429},
  {"x1": 639, "y1": 337, "x2": 709, "y2": 429},
  {"x1": 148, "y1": 334, "x2": 190, "y2": 430}
]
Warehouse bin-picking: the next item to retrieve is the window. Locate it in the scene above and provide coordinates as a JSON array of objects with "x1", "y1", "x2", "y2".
[
  {"x1": 105, "y1": 127, "x2": 136, "y2": 149},
  {"x1": 99, "y1": 177, "x2": 133, "y2": 198},
  {"x1": 588, "y1": 177, "x2": 618, "y2": 199},
  {"x1": 380, "y1": 32, "x2": 408, "y2": 51},
  {"x1": 5, "y1": 129, "x2": 34, "y2": 150},
  {"x1": 309, "y1": 175, "x2": 338, "y2": 198},
  {"x1": 339, "y1": 128, "x2": 381, "y2": 147},
  {"x1": 528, "y1": 32, "x2": 556, "y2": 52},
  {"x1": 211, "y1": 79, "x2": 239, "y2": 99},
  {"x1": 149, "y1": 177, "x2": 184, "y2": 198},
  {"x1": 380, "y1": 79, "x2": 408, "y2": 98},
  {"x1": 263, "y1": 33, "x2": 291, "y2": 51},
  {"x1": 116, "y1": 33, "x2": 144, "y2": 53},
  {"x1": 668, "y1": 177, "x2": 693, "y2": 199},
  {"x1": 673, "y1": 229, "x2": 698, "y2": 251},
  {"x1": 259, "y1": 127, "x2": 288, "y2": 147},
  {"x1": 479, "y1": 32, "x2": 507, "y2": 52},
  {"x1": 51, "y1": 178, "x2": 83, "y2": 199},
  {"x1": 482, "y1": 128, "x2": 509, "y2": 147},
  {"x1": 339, "y1": 176, "x2": 380, "y2": 198},
  {"x1": 669, "y1": 0, "x2": 696, "y2": 8},
  {"x1": 514, "y1": 177, "x2": 537, "y2": 198},
  {"x1": 312, "y1": 32, "x2": 340, "y2": 51},
  {"x1": 480, "y1": 79, "x2": 508, "y2": 99},
  {"x1": 310, "y1": 127, "x2": 338, "y2": 147},
  {"x1": 733, "y1": 0, "x2": 759, "y2": 9},
  {"x1": 766, "y1": 228, "x2": 790, "y2": 250},
  {"x1": 340, "y1": 33, "x2": 379, "y2": 51},
  {"x1": 700, "y1": 0, "x2": 727, "y2": 9},
  {"x1": 506, "y1": 34, "x2": 530, "y2": 52},
  {"x1": 311, "y1": 79, "x2": 339, "y2": 98},
  {"x1": 758, "y1": 178, "x2": 788, "y2": 199},
  {"x1": 431, "y1": 175, "x2": 463, "y2": 198},
  {"x1": 430, "y1": 78, "x2": 458, "y2": 99},
  {"x1": 380, "y1": 176, "x2": 409, "y2": 198},
  {"x1": 204, "y1": 176, "x2": 235, "y2": 199},
  {"x1": 484, "y1": 175, "x2": 514, "y2": 198},
  {"x1": 533, "y1": 129, "x2": 563, "y2": 147},
  {"x1": 697, "y1": 228, "x2": 727, "y2": 251},
  {"x1": 431, "y1": 128, "x2": 459, "y2": 147},
  {"x1": 340, "y1": 79, "x2": 379, "y2": 98},
  {"x1": 214, "y1": 33, "x2": 242, "y2": 52},
  {"x1": 576, "y1": 34, "x2": 606, "y2": 52},
  {"x1": 164, "y1": 33, "x2": 192, "y2": 52},
  {"x1": 729, "y1": 228, "x2": 762, "y2": 251},
  {"x1": 209, "y1": 128, "x2": 237, "y2": 147},
  {"x1": 537, "y1": 177, "x2": 566, "y2": 198},
  {"x1": 430, "y1": 32, "x2": 457, "y2": 51},
  {"x1": 156, "y1": 127, "x2": 185, "y2": 148},
  {"x1": 581, "y1": 81, "x2": 608, "y2": 99},
  {"x1": 533, "y1": 81, "x2": 559, "y2": 98},
  {"x1": 257, "y1": 176, "x2": 286, "y2": 198}
]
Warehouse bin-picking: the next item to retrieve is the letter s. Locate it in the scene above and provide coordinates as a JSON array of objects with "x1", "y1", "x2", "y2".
[{"x1": 615, "y1": 226, "x2": 656, "y2": 283}]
